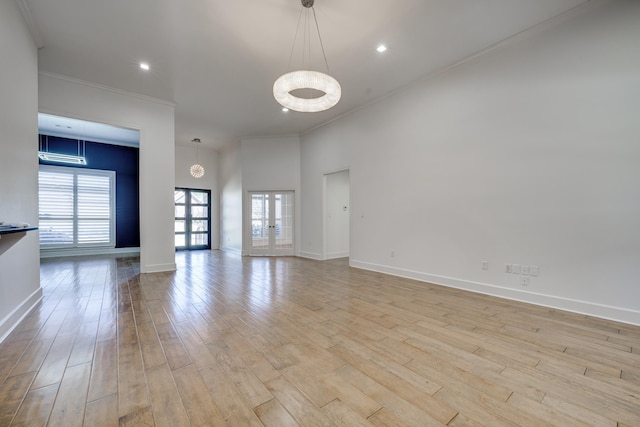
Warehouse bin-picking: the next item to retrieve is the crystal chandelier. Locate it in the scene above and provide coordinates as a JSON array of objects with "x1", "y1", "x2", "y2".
[
  {"x1": 190, "y1": 138, "x2": 204, "y2": 178},
  {"x1": 273, "y1": 0, "x2": 341, "y2": 113}
]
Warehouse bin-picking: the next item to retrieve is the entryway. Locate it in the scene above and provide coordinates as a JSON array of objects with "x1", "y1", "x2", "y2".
[
  {"x1": 249, "y1": 191, "x2": 294, "y2": 256},
  {"x1": 175, "y1": 188, "x2": 211, "y2": 250},
  {"x1": 324, "y1": 170, "x2": 350, "y2": 259}
]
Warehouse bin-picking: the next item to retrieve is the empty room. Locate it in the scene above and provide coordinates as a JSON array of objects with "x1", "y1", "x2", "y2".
[{"x1": 0, "y1": 0, "x2": 638, "y2": 425}]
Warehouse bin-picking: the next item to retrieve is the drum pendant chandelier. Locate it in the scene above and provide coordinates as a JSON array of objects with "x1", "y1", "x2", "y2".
[{"x1": 273, "y1": 0, "x2": 341, "y2": 113}]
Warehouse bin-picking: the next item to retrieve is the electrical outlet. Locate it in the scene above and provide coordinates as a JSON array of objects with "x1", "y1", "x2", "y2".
[
  {"x1": 530, "y1": 266, "x2": 540, "y2": 276},
  {"x1": 522, "y1": 265, "x2": 530, "y2": 276},
  {"x1": 512, "y1": 264, "x2": 521, "y2": 274},
  {"x1": 481, "y1": 261, "x2": 488, "y2": 270},
  {"x1": 505, "y1": 264, "x2": 512, "y2": 273},
  {"x1": 520, "y1": 277, "x2": 530, "y2": 286}
]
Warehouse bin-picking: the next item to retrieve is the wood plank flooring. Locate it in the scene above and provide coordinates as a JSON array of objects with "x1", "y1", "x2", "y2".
[{"x1": 0, "y1": 250, "x2": 639, "y2": 426}]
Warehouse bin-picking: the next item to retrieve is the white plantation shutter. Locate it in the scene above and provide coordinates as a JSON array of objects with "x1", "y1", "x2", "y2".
[{"x1": 39, "y1": 165, "x2": 115, "y2": 248}]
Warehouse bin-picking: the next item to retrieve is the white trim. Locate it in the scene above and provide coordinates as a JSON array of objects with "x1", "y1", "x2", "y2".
[
  {"x1": 246, "y1": 190, "x2": 295, "y2": 257},
  {"x1": 349, "y1": 259, "x2": 640, "y2": 327},
  {"x1": 221, "y1": 246, "x2": 242, "y2": 256},
  {"x1": 323, "y1": 168, "x2": 350, "y2": 261},
  {"x1": 39, "y1": 130, "x2": 140, "y2": 149},
  {"x1": 327, "y1": 252, "x2": 349, "y2": 260},
  {"x1": 0, "y1": 288, "x2": 43, "y2": 343},
  {"x1": 298, "y1": 251, "x2": 323, "y2": 260},
  {"x1": 322, "y1": 174, "x2": 327, "y2": 260},
  {"x1": 301, "y1": 0, "x2": 600, "y2": 138},
  {"x1": 238, "y1": 134, "x2": 300, "y2": 143},
  {"x1": 40, "y1": 246, "x2": 140, "y2": 258},
  {"x1": 141, "y1": 262, "x2": 176, "y2": 273},
  {"x1": 15, "y1": 0, "x2": 44, "y2": 48},
  {"x1": 39, "y1": 72, "x2": 177, "y2": 107}
]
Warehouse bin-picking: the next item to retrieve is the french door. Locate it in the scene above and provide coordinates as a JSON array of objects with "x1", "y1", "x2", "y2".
[
  {"x1": 175, "y1": 188, "x2": 211, "y2": 250},
  {"x1": 249, "y1": 191, "x2": 294, "y2": 256}
]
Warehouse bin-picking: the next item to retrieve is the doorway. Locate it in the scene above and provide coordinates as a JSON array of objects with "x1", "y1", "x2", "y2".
[
  {"x1": 174, "y1": 188, "x2": 211, "y2": 250},
  {"x1": 324, "y1": 170, "x2": 350, "y2": 259},
  {"x1": 249, "y1": 191, "x2": 294, "y2": 256}
]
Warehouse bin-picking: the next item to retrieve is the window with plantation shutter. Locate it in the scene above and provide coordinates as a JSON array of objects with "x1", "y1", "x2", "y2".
[{"x1": 39, "y1": 165, "x2": 115, "y2": 249}]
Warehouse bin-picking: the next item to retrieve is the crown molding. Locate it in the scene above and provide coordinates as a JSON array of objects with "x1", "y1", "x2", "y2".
[
  {"x1": 302, "y1": 0, "x2": 604, "y2": 137},
  {"x1": 15, "y1": 0, "x2": 44, "y2": 48},
  {"x1": 39, "y1": 71, "x2": 177, "y2": 107}
]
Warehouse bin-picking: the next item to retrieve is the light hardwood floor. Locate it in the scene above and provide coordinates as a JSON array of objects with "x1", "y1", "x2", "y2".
[{"x1": 0, "y1": 251, "x2": 638, "y2": 426}]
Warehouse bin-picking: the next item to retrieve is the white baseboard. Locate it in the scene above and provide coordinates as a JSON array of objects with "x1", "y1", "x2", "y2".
[
  {"x1": 350, "y1": 259, "x2": 640, "y2": 327},
  {"x1": 220, "y1": 246, "x2": 242, "y2": 256},
  {"x1": 299, "y1": 251, "x2": 323, "y2": 260},
  {"x1": 141, "y1": 262, "x2": 176, "y2": 273},
  {"x1": 40, "y1": 246, "x2": 140, "y2": 258},
  {"x1": 0, "y1": 288, "x2": 43, "y2": 343},
  {"x1": 327, "y1": 251, "x2": 349, "y2": 260}
]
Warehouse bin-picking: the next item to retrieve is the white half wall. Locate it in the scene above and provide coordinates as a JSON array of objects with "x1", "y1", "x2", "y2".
[
  {"x1": 38, "y1": 73, "x2": 177, "y2": 273},
  {"x1": 301, "y1": 0, "x2": 640, "y2": 325},
  {"x1": 175, "y1": 143, "x2": 220, "y2": 249},
  {"x1": 0, "y1": 0, "x2": 42, "y2": 341}
]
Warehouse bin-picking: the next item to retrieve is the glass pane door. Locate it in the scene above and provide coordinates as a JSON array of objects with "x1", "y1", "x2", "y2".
[
  {"x1": 274, "y1": 192, "x2": 294, "y2": 250},
  {"x1": 251, "y1": 193, "x2": 270, "y2": 252},
  {"x1": 249, "y1": 191, "x2": 294, "y2": 256},
  {"x1": 175, "y1": 188, "x2": 211, "y2": 250}
]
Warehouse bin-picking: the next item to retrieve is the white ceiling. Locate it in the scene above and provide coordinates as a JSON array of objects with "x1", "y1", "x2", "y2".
[
  {"x1": 25, "y1": 0, "x2": 589, "y2": 150},
  {"x1": 38, "y1": 113, "x2": 140, "y2": 147}
]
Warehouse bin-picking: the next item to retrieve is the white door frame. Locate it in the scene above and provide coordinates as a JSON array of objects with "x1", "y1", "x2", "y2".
[
  {"x1": 322, "y1": 169, "x2": 350, "y2": 260},
  {"x1": 247, "y1": 190, "x2": 295, "y2": 256}
]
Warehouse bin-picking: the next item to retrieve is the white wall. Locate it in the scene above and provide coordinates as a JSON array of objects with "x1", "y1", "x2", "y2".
[
  {"x1": 240, "y1": 136, "x2": 301, "y2": 255},
  {"x1": 0, "y1": 0, "x2": 42, "y2": 340},
  {"x1": 219, "y1": 142, "x2": 243, "y2": 252},
  {"x1": 175, "y1": 143, "x2": 220, "y2": 249},
  {"x1": 301, "y1": 0, "x2": 640, "y2": 324},
  {"x1": 39, "y1": 73, "x2": 177, "y2": 273},
  {"x1": 300, "y1": 127, "x2": 351, "y2": 260},
  {"x1": 326, "y1": 170, "x2": 350, "y2": 259}
]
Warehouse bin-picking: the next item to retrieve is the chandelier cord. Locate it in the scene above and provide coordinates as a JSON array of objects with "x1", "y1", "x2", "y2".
[
  {"x1": 273, "y1": 0, "x2": 341, "y2": 113},
  {"x1": 312, "y1": 7, "x2": 330, "y2": 74},
  {"x1": 287, "y1": 7, "x2": 306, "y2": 70},
  {"x1": 286, "y1": 5, "x2": 330, "y2": 74}
]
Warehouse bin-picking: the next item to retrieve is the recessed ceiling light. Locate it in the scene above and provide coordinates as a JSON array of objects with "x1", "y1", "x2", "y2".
[
  {"x1": 376, "y1": 44, "x2": 387, "y2": 53},
  {"x1": 139, "y1": 62, "x2": 150, "y2": 71},
  {"x1": 282, "y1": 107, "x2": 289, "y2": 112}
]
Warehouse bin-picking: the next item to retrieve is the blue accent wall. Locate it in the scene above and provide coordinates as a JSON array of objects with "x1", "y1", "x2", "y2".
[{"x1": 38, "y1": 135, "x2": 140, "y2": 248}]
